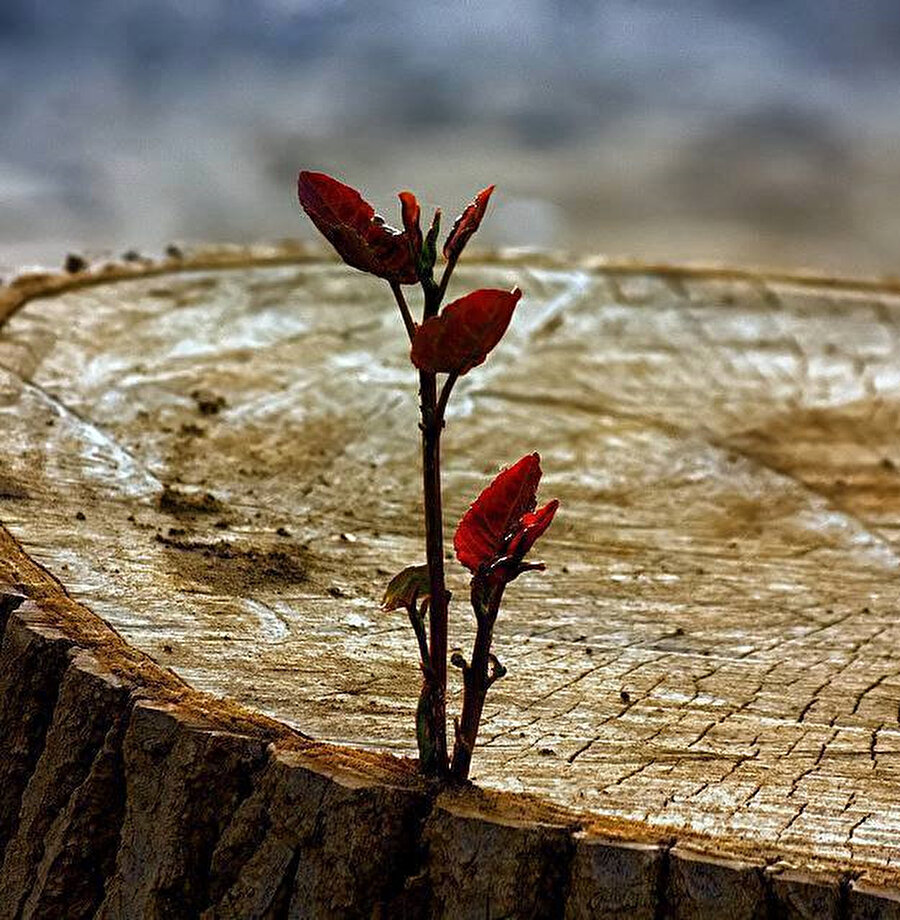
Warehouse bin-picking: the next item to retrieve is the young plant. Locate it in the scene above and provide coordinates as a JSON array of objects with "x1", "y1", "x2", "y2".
[{"x1": 298, "y1": 171, "x2": 558, "y2": 781}]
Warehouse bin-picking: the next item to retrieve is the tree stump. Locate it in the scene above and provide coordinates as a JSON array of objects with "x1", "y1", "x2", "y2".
[{"x1": 2, "y1": 244, "x2": 900, "y2": 917}]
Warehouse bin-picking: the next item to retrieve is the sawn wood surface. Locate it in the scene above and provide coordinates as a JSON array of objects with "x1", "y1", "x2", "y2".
[{"x1": 2, "y1": 244, "x2": 900, "y2": 882}]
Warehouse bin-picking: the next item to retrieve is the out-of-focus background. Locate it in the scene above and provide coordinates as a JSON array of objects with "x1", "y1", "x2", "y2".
[{"x1": 2, "y1": 0, "x2": 900, "y2": 274}]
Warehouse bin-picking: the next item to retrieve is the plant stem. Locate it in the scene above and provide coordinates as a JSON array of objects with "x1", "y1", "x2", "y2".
[
  {"x1": 390, "y1": 281, "x2": 416, "y2": 342},
  {"x1": 450, "y1": 583, "x2": 503, "y2": 781},
  {"x1": 436, "y1": 372, "x2": 458, "y2": 423},
  {"x1": 389, "y1": 279, "x2": 445, "y2": 773},
  {"x1": 407, "y1": 600, "x2": 431, "y2": 675},
  {"x1": 414, "y1": 278, "x2": 451, "y2": 777},
  {"x1": 437, "y1": 254, "x2": 458, "y2": 302},
  {"x1": 393, "y1": 278, "x2": 453, "y2": 777},
  {"x1": 419, "y1": 366, "x2": 450, "y2": 775}
]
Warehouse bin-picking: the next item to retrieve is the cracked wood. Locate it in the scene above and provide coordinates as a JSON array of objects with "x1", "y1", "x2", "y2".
[{"x1": 2, "y1": 250, "x2": 900, "y2": 880}]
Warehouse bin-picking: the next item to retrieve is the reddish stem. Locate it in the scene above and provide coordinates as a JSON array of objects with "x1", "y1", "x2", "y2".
[
  {"x1": 391, "y1": 281, "x2": 416, "y2": 342},
  {"x1": 436, "y1": 372, "x2": 458, "y2": 423},
  {"x1": 392, "y1": 276, "x2": 456, "y2": 778},
  {"x1": 438, "y1": 253, "x2": 458, "y2": 302},
  {"x1": 390, "y1": 280, "x2": 449, "y2": 776},
  {"x1": 407, "y1": 599, "x2": 431, "y2": 675},
  {"x1": 419, "y1": 368, "x2": 450, "y2": 775},
  {"x1": 450, "y1": 581, "x2": 504, "y2": 781}
]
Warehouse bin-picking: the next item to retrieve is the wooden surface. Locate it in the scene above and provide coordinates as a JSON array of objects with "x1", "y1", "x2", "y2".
[{"x1": 3, "y1": 246, "x2": 900, "y2": 881}]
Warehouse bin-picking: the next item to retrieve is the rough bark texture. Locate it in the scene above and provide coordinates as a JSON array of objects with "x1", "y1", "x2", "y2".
[
  {"x1": 664, "y1": 848, "x2": 768, "y2": 920},
  {"x1": 2, "y1": 246, "x2": 900, "y2": 916},
  {"x1": 96, "y1": 702, "x2": 272, "y2": 918},
  {"x1": 422, "y1": 788, "x2": 577, "y2": 919},
  {"x1": 564, "y1": 834, "x2": 661, "y2": 920},
  {"x1": 202, "y1": 748, "x2": 428, "y2": 918},
  {"x1": 0, "y1": 648, "x2": 129, "y2": 920},
  {"x1": 766, "y1": 867, "x2": 843, "y2": 920},
  {"x1": 0, "y1": 607, "x2": 74, "y2": 867}
]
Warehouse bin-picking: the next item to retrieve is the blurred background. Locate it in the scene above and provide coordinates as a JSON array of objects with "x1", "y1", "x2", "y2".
[{"x1": 2, "y1": 0, "x2": 900, "y2": 275}]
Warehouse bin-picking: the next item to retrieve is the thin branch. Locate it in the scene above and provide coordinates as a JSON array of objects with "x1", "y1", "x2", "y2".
[
  {"x1": 437, "y1": 254, "x2": 458, "y2": 302},
  {"x1": 390, "y1": 281, "x2": 416, "y2": 342},
  {"x1": 450, "y1": 582, "x2": 506, "y2": 781},
  {"x1": 407, "y1": 600, "x2": 431, "y2": 675},
  {"x1": 418, "y1": 368, "x2": 450, "y2": 776},
  {"x1": 435, "y1": 372, "x2": 459, "y2": 426}
]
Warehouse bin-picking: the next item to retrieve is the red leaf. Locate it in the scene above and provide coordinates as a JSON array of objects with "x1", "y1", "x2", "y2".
[
  {"x1": 398, "y1": 191, "x2": 422, "y2": 266},
  {"x1": 443, "y1": 185, "x2": 494, "y2": 263},
  {"x1": 410, "y1": 288, "x2": 521, "y2": 376},
  {"x1": 505, "y1": 499, "x2": 559, "y2": 560},
  {"x1": 297, "y1": 171, "x2": 416, "y2": 283},
  {"x1": 455, "y1": 453, "x2": 543, "y2": 573}
]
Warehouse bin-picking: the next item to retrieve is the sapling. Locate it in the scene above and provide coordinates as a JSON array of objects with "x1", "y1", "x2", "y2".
[{"x1": 297, "y1": 171, "x2": 558, "y2": 781}]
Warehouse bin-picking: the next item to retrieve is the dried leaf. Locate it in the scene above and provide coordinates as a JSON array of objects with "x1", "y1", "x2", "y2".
[
  {"x1": 455, "y1": 453, "x2": 543, "y2": 573},
  {"x1": 410, "y1": 288, "x2": 521, "y2": 376},
  {"x1": 381, "y1": 564, "x2": 431, "y2": 611},
  {"x1": 443, "y1": 185, "x2": 495, "y2": 263},
  {"x1": 297, "y1": 171, "x2": 416, "y2": 283}
]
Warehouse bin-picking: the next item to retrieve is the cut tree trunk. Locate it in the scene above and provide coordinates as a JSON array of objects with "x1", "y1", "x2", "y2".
[{"x1": 1, "y1": 244, "x2": 900, "y2": 917}]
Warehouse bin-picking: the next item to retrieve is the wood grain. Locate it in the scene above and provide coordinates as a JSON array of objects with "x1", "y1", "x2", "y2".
[{"x1": 3, "y1": 245, "x2": 900, "y2": 888}]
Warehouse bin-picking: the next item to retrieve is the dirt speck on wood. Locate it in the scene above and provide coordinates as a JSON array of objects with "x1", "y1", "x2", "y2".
[
  {"x1": 154, "y1": 533, "x2": 310, "y2": 592},
  {"x1": 157, "y1": 485, "x2": 223, "y2": 517}
]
